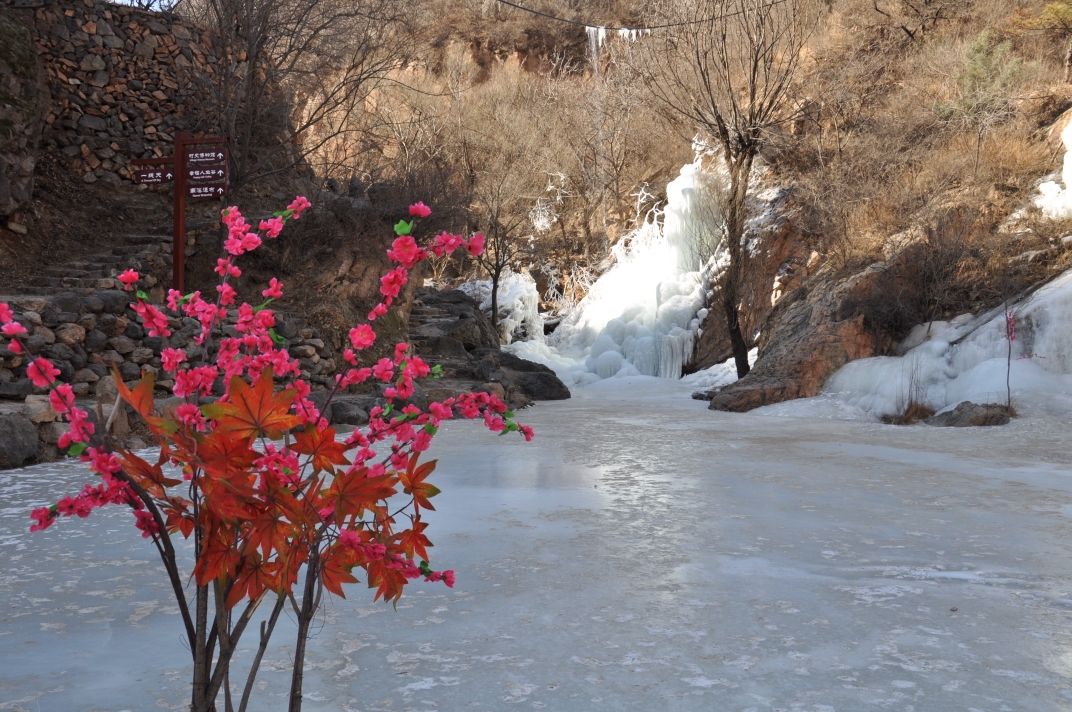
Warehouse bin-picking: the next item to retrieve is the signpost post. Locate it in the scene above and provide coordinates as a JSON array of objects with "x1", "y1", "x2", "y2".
[{"x1": 131, "y1": 132, "x2": 228, "y2": 292}]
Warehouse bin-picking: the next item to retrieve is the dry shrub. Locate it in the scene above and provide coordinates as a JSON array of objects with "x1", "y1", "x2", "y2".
[{"x1": 883, "y1": 400, "x2": 937, "y2": 425}]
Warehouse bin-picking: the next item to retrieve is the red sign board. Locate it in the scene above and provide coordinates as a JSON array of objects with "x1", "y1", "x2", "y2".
[
  {"x1": 187, "y1": 167, "x2": 226, "y2": 182},
  {"x1": 186, "y1": 149, "x2": 227, "y2": 165},
  {"x1": 134, "y1": 168, "x2": 174, "y2": 184},
  {"x1": 188, "y1": 183, "x2": 226, "y2": 199}
]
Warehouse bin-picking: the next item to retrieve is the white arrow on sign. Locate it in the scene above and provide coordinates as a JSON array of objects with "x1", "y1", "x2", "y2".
[{"x1": 166, "y1": 173, "x2": 173, "y2": 180}]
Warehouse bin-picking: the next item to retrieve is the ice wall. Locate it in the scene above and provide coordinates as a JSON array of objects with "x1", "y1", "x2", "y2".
[
  {"x1": 507, "y1": 163, "x2": 714, "y2": 386},
  {"x1": 458, "y1": 272, "x2": 544, "y2": 345},
  {"x1": 1036, "y1": 121, "x2": 1072, "y2": 219},
  {"x1": 813, "y1": 269, "x2": 1072, "y2": 419}
]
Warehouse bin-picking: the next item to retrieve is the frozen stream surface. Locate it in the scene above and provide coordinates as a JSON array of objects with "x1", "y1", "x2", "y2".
[{"x1": 5, "y1": 378, "x2": 1072, "y2": 711}]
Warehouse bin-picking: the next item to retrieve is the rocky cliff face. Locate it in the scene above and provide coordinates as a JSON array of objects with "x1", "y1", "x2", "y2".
[
  {"x1": 0, "y1": 7, "x2": 48, "y2": 224},
  {"x1": 690, "y1": 190, "x2": 819, "y2": 371}
]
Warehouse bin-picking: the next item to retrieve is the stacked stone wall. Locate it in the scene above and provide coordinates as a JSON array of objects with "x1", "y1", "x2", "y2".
[{"x1": 1, "y1": 0, "x2": 220, "y2": 198}]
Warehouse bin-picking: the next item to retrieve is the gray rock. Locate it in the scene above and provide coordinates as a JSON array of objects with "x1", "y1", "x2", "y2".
[
  {"x1": 97, "y1": 290, "x2": 131, "y2": 314},
  {"x1": 107, "y1": 335, "x2": 135, "y2": 354},
  {"x1": 512, "y1": 372, "x2": 571, "y2": 401},
  {"x1": 927, "y1": 402, "x2": 1010, "y2": 428},
  {"x1": 330, "y1": 400, "x2": 369, "y2": 426},
  {"x1": 53, "y1": 292, "x2": 80, "y2": 313},
  {"x1": 0, "y1": 414, "x2": 38, "y2": 469},
  {"x1": 0, "y1": 379, "x2": 32, "y2": 400},
  {"x1": 118, "y1": 361, "x2": 141, "y2": 381},
  {"x1": 78, "y1": 114, "x2": 108, "y2": 132},
  {"x1": 84, "y1": 329, "x2": 108, "y2": 352},
  {"x1": 427, "y1": 336, "x2": 468, "y2": 359},
  {"x1": 79, "y1": 53, "x2": 106, "y2": 71}
]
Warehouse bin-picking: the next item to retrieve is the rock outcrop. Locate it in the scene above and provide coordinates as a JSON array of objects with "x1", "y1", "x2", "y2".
[
  {"x1": 706, "y1": 262, "x2": 900, "y2": 412},
  {"x1": 409, "y1": 288, "x2": 570, "y2": 408},
  {"x1": 690, "y1": 190, "x2": 819, "y2": 370}
]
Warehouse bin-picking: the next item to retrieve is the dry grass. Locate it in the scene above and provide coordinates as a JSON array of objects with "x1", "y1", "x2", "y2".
[{"x1": 883, "y1": 400, "x2": 937, "y2": 425}]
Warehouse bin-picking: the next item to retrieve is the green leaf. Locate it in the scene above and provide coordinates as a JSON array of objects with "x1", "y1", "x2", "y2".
[
  {"x1": 431, "y1": 364, "x2": 443, "y2": 375},
  {"x1": 268, "y1": 328, "x2": 286, "y2": 344},
  {"x1": 394, "y1": 219, "x2": 413, "y2": 236},
  {"x1": 504, "y1": 410, "x2": 515, "y2": 418},
  {"x1": 68, "y1": 442, "x2": 87, "y2": 457},
  {"x1": 253, "y1": 298, "x2": 274, "y2": 314},
  {"x1": 423, "y1": 423, "x2": 438, "y2": 435},
  {"x1": 136, "y1": 290, "x2": 149, "y2": 300}
]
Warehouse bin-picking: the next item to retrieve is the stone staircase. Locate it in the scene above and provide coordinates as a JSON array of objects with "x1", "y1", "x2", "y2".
[{"x1": 21, "y1": 230, "x2": 176, "y2": 296}]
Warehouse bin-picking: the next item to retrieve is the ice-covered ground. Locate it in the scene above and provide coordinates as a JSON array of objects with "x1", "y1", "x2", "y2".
[{"x1": 5, "y1": 380, "x2": 1072, "y2": 710}]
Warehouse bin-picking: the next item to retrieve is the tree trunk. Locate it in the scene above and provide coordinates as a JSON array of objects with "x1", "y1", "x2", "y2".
[
  {"x1": 490, "y1": 267, "x2": 501, "y2": 341},
  {"x1": 719, "y1": 151, "x2": 755, "y2": 379},
  {"x1": 288, "y1": 548, "x2": 320, "y2": 712},
  {"x1": 1064, "y1": 37, "x2": 1072, "y2": 84},
  {"x1": 191, "y1": 584, "x2": 214, "y2": 712},
  {"x1": 723, "y1": 295, "x2": 751, "y2": 379}
]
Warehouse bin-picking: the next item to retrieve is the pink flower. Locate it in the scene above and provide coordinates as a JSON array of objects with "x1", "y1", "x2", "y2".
[
  {"x1": 118, "y1": 269, "x2": 140, "y2": 290},
  {"x1": 215, "y1": 257, "x2": 242, "y2": 278},
  {"x1": 387, "y1": 236, "x2": 427, "y2": 270},
  {"x1": 262, "y1": 278, "x2": 284, "y2": 299},
  {"x1": 287, "y1": 196, "x2": 312, "y2": 217},
  {"x1": 133, "y1": 509, "x2": 159, "y2": 538},
  {"x1": 0, "y1": 303, "x2": 12, "y2": 324},
  {"x1": 2, "y1": 321, "x2": 27, "y2": 338},
  {"x1": 380, "y1": 267, "x2": 408, "y2": 299},
  {"x1": 27, "y1": 358, "x2": 60, "y2": 387},
  {"x1": 372, "y1": 358, "x2": 395, "y2": 382},
  {"x1": 29, "y1": 506, "x2": 54, "y2": 532},
  {"x1": 349, "y1": 324, "x2": 376, "y2": 350},
  {"x1": 429, "y1": 401, "x2": 453, "y2": 421},
  {"x1": 259, "y1": 216, "x2": 285, "y2": 238},
  {"x1": 161, "y1": 348, "x2": 185, "y2": 372},
  {"x1": 519, "y1": 424, "x2": 534, "y2": 442},
  {"x1": 224, "y1": 233, "x2": 246, "y2": 256},
  {"x1": 241, "y1": 232, "x2": 262, "y2": 252},
  {"x1": 222, "y1": 206, "x2": 244, "y2": 228},
  {"x1": 432, "y1": 231, "x2": 465, "y2": 257},
  {"x1": 49, "y1": 383, "x2": 75, "y2": 414},
  {"x1": 443, "y1": 570, "x2": 456, "y2": 588},
  {"x1": 466, "y1": 233, "x2": 486, "y2": 256},
  {"x1": 409, "y1": 201, "x2": 432, "y2": 218},
  {"x1": 217, "y1": 283, "x2": 237, "y2": 306},
  {"x1": 175, "y1": 403, "x2": 207, "y2": 431},
  {"x1": 367, "y1": 303, "x2": 388, "y2": 321}
]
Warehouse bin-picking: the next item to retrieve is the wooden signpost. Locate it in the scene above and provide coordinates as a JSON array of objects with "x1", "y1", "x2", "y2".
[{"x1": 131, "y1": 132, "x2": 229, "y2": 291}]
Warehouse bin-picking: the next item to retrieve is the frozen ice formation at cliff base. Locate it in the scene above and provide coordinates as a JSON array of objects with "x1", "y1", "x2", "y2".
[
  {"x1": 758, "y1": 268, "x2": 1072, "y2": 420},
  {"x1": 1036, "y1": 121, "x2": 1072, "y2": 219}
]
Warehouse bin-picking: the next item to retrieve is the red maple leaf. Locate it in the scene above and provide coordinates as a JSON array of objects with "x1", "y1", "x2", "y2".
[
  {"x1": 202, "y1": 369, "x2": 301, "y2": 441},
  {"x1": 398, "y1": 453, "x2": 440, "y2": 512}
]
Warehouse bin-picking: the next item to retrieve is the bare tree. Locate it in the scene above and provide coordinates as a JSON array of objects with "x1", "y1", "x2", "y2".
[
  {"x1": 644, "y1": 0, "x2": 819, "y2": 377},
  {"x1": 182, "y1": 0, "x2": 409, "y2": 193}
]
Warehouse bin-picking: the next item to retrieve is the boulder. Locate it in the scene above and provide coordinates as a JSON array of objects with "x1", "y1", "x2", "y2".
[
  {"x1": 330, "y1": 400, "x2": 369, "y2": 426},
  {"x1": 0, "y1": 413, "x2": 38, "y2": 468},
  {"x1": 926, "y1": 402, "x2": 1010, "y2": 427},
  {"x1": 512, "y1": 371, "x2": 571, "y2": 401},
  {"x1": 707, "y1": 262, "x2": 898, "y2": 412},
  {"x1": 54, "y1": 323, "x2": 86, "y2": 347}
]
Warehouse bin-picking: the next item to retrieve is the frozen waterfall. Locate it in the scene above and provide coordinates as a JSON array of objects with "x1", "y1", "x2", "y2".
[{"x1": 505, "y1": 163, "x2": 714, "y2": 386}]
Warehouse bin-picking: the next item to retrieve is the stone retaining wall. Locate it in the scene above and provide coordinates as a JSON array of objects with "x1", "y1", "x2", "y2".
[{"x1": 1, "y1": 0, "x2": 221, "y2": 214}]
